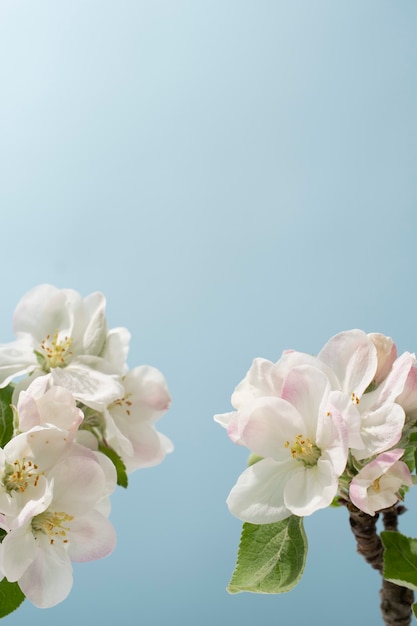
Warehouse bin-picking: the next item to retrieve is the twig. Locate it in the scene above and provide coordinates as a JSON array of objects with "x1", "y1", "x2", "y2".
[{"x1": 342, "y1": 501, "x2": 414, "y2": 625}]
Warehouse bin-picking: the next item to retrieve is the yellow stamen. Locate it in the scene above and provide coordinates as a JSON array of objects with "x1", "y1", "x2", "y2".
[
  {"x1": 38, "y1": 330, "x2": 73, "y2": 370},
  {"x1": 285, "y1": 434, "x2": 321, "y2": 466}
]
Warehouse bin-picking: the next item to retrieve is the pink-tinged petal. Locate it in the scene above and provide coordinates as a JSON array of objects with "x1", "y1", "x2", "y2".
[
  {"x1": 68, "y1": 510, "x2": 116, "y2": 562},
  {"x1": 123, "y1": 423, "x2": 173, "y2": 471},
  {"x1": 226, "y1": 458, "x2": 294, "y2": 524},
  {"x1": 368, "y1": 333, "x2": 398, "y2": 385},
  {"x1": 18, "y1": 535, "x2": 73, "y2": 608},
  {"x1": 361, "y1": 351, "x2": 416, "y2": 409},
  {"x1": 49, "y1": 450, "x2": 108, "y2": 516},
  {"x1": 284, "y1": 458, "x2": 338, "y2": 516},
  {"x1": 350, "y1": 450, "x2": 412, "y2": 515},
  {"x1": 315, "y1": 396, "x2": 348, "y2": 475},
  {"x1": 123, "y1": 366, "x2": 171, "y2": 413},
  {"x1": 318, "y1": 329, "x2": 377, "y2": 397},
  {"x1": 25, "y1": 386, "x2": 83, "y2": 433},
  {"x1": 231, "y1": 358, "x2": 282, "y2": 409},
  {"x1": 281, "y1": 365, "x2": 330, "y2": 437},
  {"x1": 351, "y1": 403, "x2": 405, "y2": 460},
  {"x1": 229, "y1": 397, "x2": 305, "y2": 460},
  {"x1": 396, "y1": 366, "x2": 417, "y2": 419},
  {"x1": 324, "y1": 390, "x2": 363, "y2": 449},
  {"x1": 124, "y1": 432, "x2": 174, "y2": 473},
  {"x1": 276, "y1": 350, "x2": 340, "y2": 390}
]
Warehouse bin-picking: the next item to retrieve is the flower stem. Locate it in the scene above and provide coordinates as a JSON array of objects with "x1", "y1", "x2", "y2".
[{"x1": 343, "y1": 502, "x2": 414, "y2": 625}]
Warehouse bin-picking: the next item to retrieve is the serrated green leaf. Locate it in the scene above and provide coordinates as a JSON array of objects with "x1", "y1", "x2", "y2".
[
  {"x1": 227, "y1": 516, "x2": 307, "y2": 594},
  {"x1": 382, "y1": 531, "x2": 417, "y2": 590},
  {"x1": 0, "y1": 386, "x2": 15, "y2": 448},
  {"x1": 0, "y1": 579, "x2": 25, "y2": 618},
  {"x1": 98, "y1": 444, "x2": 128, "y2": 488}
]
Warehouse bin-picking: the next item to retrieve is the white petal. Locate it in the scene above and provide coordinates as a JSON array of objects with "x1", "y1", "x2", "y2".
[
  {"x1": 228, "y1": 397, "x2": 305, "y2": 460},
  {"x1": 281, "y1": 365, "x2": 330, "y2": 437},
  {"x1": 100, "y1": 327, "x2": 131, "y2": 375},
  {"x1": 284, "y1": 459, "x2": 338, "y2": 516},
  {"x1": 231, "y1": 358, "x2": 282, "y2": 409},
  {"x1": 81, "y1": 291, "x2": 108, "y2": 355},
  {"x1": 368, "y1": 333, "x2": 397, "y2": 385},
  {"x1": 352, "y1": 403, "x2": 405, "y2": 460},
  {"x1": 5, "y1": 425, "x2": 72, "y2": 472},
  {"x1": 123, "y1": 365, "x2": 171, "y2": 413},
  {"x1": 13, "y1": 285, "x2": 73, "y2": 340},
  {"x1": 51, "y1": 363, "x2": 123, "y2": 409},
  {"x1": 68, "y1": 510, "x2": 116, "y2": 562},
  {"x1": 213, "y1": 411, "x2": 236, "y2": 429},
  {"x1": 1, "y1": 525, "x2": 37, "y2": 581},
  {"x1": 0, "y1": 340, "x2": 37, "y2": 387},
  {"x1": 316, "y1": 393, "x2": 349, "y2": 474},
  {"x1": 50, "y1": 449, "x2": 108, "y2": 516},
  {"x1": 361, "y1": 351, "x2": 416, "y2": 409},
  {"x1": 18, "y1": 535, "x2": 73, "y2": 608},
  {"x1": 318, "y1": 329, "x2": 377, "y2": 397},
  {"x1": 226, "y1": 458, "x2": 294, "y2": 524}
]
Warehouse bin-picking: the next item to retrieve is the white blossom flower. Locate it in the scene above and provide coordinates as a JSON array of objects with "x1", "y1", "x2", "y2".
[
  {"x1": 216, "y1": 330, "x2": 415, "y2": 466},
  {"x1": 81, "y1": 366, "x2": 173, "y2": 472},
  {"x1": 0, "y1": 431, "x2": 116, "y2": 608},
  {"x1": 349, "y1": 350, "x2": 415, "y2": 460},
  {"x1": 349, "y1": 449, "x2": 412, "y2": 516},
  {"x1": 225, "y1": 365, "x2": 348, "y2": 523},
  {"x1": 285, "y1": 330, "x2": 412, "y2": 459},
  {"x1": 0, "y1": 284, "x2": 126, "y2": 409}
]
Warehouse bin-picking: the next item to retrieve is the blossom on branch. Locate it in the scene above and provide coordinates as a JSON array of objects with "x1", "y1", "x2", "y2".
[
  {"x1": 349, "y1": 449, "x2": 412, "y2": 516},
  {"x1": 0, "y1": 284, "x2": 172, "y2": 613},
  {"x1": 0, "y1": 284, "x2": 126, "y2": 409},
  {"x1": 216, "y1": 328, "x2": 416, "y2": 522},
  {"x1": 223, "y1": 365, "x2": 348, "y2": 523},
  {"x1": 0, "y1": 434, "x2": 116, "y2": 607}
]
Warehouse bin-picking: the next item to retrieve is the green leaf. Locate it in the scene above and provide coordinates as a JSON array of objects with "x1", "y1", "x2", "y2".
[
  {"x1": 381, "y1": 531, "x2": 417, "y2": 590},
  {"x1": 247, "y1": 453, "x2": 263, "y2": 467},
  {"x1": 0, "y1": 579, "x2": 25, "y2": 618},
  {"x1": 98, "y1": 444, "x2": 128, "y2": 488},
  {"x1": 413, "y1": 603, "x2": 417, "y2": 620},
  {"x1": 227, "y1": 516, "x2": 308, "y2": 594},
  {"x1": 0, "y1": 385, "x2": 15, "y2": 448}
]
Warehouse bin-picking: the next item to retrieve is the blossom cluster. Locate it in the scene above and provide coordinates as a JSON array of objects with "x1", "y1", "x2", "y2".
[
  {"x1": 215, "y1": 330, "x2": 417, "y2": 523},
  {"x1": 0, "y1": 285, "x2": 172, "y2": 608}
]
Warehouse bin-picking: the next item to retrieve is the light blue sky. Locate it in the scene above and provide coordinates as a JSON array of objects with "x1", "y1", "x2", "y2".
[{"x1": 0, "y1": 1, "x2": 416, "y2": 624}]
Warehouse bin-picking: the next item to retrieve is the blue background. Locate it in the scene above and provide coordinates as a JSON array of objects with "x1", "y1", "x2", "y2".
[{"x1": 0, "y1": 1, "x2": 416, "y2": 624}]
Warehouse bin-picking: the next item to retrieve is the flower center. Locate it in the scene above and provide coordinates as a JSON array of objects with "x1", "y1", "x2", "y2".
[
  {"x1": 32, "y1": 510, "x2": 74, "y2": 545},
  {"x1": 36, "y1": 331, "x2": 73, "y2": 371},
  {"x1": 372, "y1": 478, "x2": 381, "y2": 493},
  {"x1": 4, "y1": 458, "x2": 42, "y2": 493},
  {"x1": 110, "y1": 394, "x2": 133, "y2": 417},
  {"x1": 284, "y1": 434, "x2": 321, "y2": 467}
]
